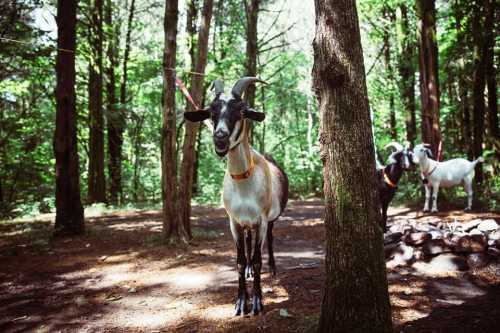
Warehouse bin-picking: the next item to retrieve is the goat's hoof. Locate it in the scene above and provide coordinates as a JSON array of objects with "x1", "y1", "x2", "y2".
[
  {"x1": 250, "y1": 295, "x2": 263, "y2": 316},
  {"x1": 234, "y1": 295, "x2": 248, "y2": 316},
  {"x1": 423, "y1": 209, "x2": 430, "y2": 213},
  {"x1": 431, "y1": 209, "x2": 438, "y2": 213},
  {"x1": 245, "y1": 265, "x2": 253, "y2": 278},
  {"x1": 464, "y1": 207, "x2": 471, "y2": 212}
]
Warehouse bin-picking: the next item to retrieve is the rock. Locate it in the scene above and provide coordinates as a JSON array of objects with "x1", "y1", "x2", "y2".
[
  {"x1": 488, "y1": 230, "x2": 500, "y2": 241},
  {"x1": 429, "y1": 230, "x2": 444, "y2": 240},
  {"x1": 487, "y1": 247, "x2": 500, "y2": 257},
  {"x1": 469, "y1": 228, "x2": 484, "y2": 236},
  {"x1": 413, "y1": 253, "x2": 469, "y2": 274},
  {"x1": 384, "y1": 232, "x2": 403, "y2": 245},
  {"x1": 414, "y1": 249, "x2": 425, "y2": 261},
  {"x1": 386, "y1": 243, "x2": 414, "y2": 268},
  {"x1": 467, "y1": 253, "x2": 490, "y2": 269},
  {"x1": 404, "y1": 232, "x2": 431, "y2": 246},
  {"x1": 384, "y1": 242, "x2": 401, "y2": 258},
  {"x1": 389, "y1": 224, "x2": 412, "y2": 234},
  {"x1": 279, "y1": 308, "x2": 292, "y2": 318},
  {"x1": 477, "y1": 219, "x2": 499, "y2": 232},
  {"x1": 454, "y1": 235, "x2": 487, "y2": 253},
  {"x1": 462, "y1": 219, "x2": 482, "y2": 232},
  {"x1": 423, "y1": 239, "x2": 452, "y2": 256},
  {"x1": 415, "y1": 224, "x2": 433, "y2": 232}
]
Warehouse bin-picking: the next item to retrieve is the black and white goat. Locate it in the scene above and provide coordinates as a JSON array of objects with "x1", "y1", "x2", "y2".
[
  {"x1": 377, "y1": 142, "x2": 411, "y2": 231},
  {"x1": 184, "y1": 77, "x2": 289, "y2": 316},
  {"x1": 412, "y1": 143, "x2": 484, "y2": 212}
]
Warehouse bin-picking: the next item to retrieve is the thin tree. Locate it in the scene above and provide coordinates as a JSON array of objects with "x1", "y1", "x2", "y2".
[
  {"x1": 416, "y1": 0, "x2": 441, "y2": 157},
  {"x1": 397, "y1": 3, "x2": 416, "y2": 147},
  {"x1": 162, "y1": 0, "x2": 187, "y2": 244},
  {"x1": 178, "y1": 0, "x2": 214, "y2": 238},
  {"x1": 54, "y1": 0, "x2": 84, "y2": 235},
  {"x1": 244, "y1": 0, "x2": 260, "y2": 108},
  {"x1": 88, "y1": 0, "x2": 106, "y2": 203},
  {"x1": 105, "y1": 0, "x2": 120, "y2": 205},
  {"x1": 312, "y1": 0, "x2": 393, "y2": 331},
  {"x1": 383, "y1": 6, "x2": 397, "y2": 140},
  {"x1": 471, "y1": 0, "x2": 486, "y2": 183}
]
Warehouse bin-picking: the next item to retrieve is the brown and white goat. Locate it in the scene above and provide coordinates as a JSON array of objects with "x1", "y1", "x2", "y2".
[{"x1": 184, "y1": 77, "x2": 289, "y2": 316}]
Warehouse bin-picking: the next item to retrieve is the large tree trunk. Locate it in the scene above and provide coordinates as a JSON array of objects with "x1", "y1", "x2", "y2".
[
  {"x1": 178, "y1": 0, "x2": 214, "y2": 238},
  {"x1": 244, "y1": 0, "x2": 259, "y2": 108},
  {"x1": 313, "y1": 0, "x2": 393, "y2": 331},
  {"x1": 162, "y1": 0, "x2": 187, "y2": 244},
  {"x1": 54, "y1": 0, "x2": 84, "y2": 235},
  {"x1": 88, "y1": 0, "x2": 106, "y2": 203},
  {"x1": 106, "y1": 0, "x2": 121, "y2": 205},
  {"x1": 416, "y1": 0, "x2": 441, "y2": 158},
  {"x1": 471, "y1": 0, "x2": 486, "y2": 183},
  {"x1": 397, "y1": 3, "x2": 416, "y2": 147}
]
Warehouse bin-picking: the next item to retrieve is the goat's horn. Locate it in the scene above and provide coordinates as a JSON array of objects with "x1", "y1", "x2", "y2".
[
  {"x1": 231, "y1": 77, "x2": 266, "y2": 98},
  {"x1": 211, "y1": 79, "x2": 224, "y2": 96},
  {"x1": 384, "y1": 142, "x2": 404, "y2": 152},
  {"x1": 423, "y1": 143, "x2": 432, "y2": 148}
]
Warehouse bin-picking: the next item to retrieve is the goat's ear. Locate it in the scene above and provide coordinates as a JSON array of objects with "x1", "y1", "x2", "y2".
[
  {"x1": 184, "y1": 110, "x2": 211, "y2": 122},
  {"x1": 243, "y1": 108, "x2": 265, "y2": 122}
]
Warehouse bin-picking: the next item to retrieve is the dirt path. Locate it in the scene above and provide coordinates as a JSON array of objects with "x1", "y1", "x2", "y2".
[{"x1": 1, "y1": 200, "x2": 499, "y2": 332}]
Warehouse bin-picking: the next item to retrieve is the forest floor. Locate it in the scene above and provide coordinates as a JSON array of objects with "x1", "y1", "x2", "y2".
[{"x1": 1, "y1": 200, "x2": 500, "y2": 333}]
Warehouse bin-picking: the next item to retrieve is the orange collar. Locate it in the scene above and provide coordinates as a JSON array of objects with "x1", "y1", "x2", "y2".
[
  {"x1": 383, "y1": 171, "x2": 397, "y2": 188},
  {"x1": 230, "y1": 157, "x2": 254, "y2": 180}
]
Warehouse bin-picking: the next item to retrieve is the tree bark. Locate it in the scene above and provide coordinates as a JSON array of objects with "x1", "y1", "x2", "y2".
[
  {"x1": 397, "y1": 3, "x2": 416, "y2": 147},
  {"x1": 88, "y1": 0, "x2": 106, "y2": 203},
  {"x1": 162, "y1": 0, "x2": 187, "y2": 244},
  {"x1": 313, "y1": 0, "x2": 393, "y2": 331},
  {"x1": 106, "y1": 0, "x2": 121, "y2": 205},
  {"x1": 244, "y1": 0, "x2": 260, "y2": 108},
  {"x1": 54, "y1": 0, "x2": 84, "y2": 235},
  {"x1": 416, "y1": 0, "x2": 441, "y2": 158},
  {"x1": 178, "y1": 0, "x2": 214, "y2": 239},
  {"x1": 471, "y1": 0, "x2": 486, "y2": 183}
]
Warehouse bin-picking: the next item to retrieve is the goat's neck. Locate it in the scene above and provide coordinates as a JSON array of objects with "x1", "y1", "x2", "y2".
[
  {"x1": 227, "y1": 135, "x2": 253, "y2": 175},
  {"x1": 385, "y1": 163, "x2": 404, "y2": 184},
  {"x1": 419, "y1": 156, "x2": 436, "y2": 174}
]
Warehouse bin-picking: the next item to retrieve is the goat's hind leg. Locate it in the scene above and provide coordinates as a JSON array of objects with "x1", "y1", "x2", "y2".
[
  {"x1": 267, "y1": 221, "x2": 277, "y2": 276},
  {"x1": 463, "y1": 178, "x2": 473, "y2": 211},
  {"x1": 231, "y1": 222, "x2": 248, "y2": 316}
]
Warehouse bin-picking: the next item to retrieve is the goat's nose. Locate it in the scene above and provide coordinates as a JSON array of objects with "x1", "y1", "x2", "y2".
[{"x1": 214, "y1": 130, "x2": 228, "y2": 139}]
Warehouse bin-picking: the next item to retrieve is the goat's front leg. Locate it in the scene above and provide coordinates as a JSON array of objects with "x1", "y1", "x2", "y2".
[
  {"x1": 431, "y1": 183, "x2": 440, "y2": 213},
  {"x1": 251, "y1": 219, "x2": 267, "y2": 315},
  {"x1": 245, "y1": 229, "x2": 253, "y2": 278},
  {"x1": 423, "y1": 185, "x2": 431, "y2": 212},
  {"x1": 464, "y1": 178, "x2": 473, "y2": 211},
  {"x1": 230, "y1": 220, "x2": 247, "y2": 316}
]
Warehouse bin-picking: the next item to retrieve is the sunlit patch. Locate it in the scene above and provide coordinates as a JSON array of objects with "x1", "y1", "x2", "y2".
[
  {"x1": 164, "y1": 269, "x2": 215, "y2": 290},
  {"x1": 202, "y1": 304, "x2": 234, "y2": 320}
]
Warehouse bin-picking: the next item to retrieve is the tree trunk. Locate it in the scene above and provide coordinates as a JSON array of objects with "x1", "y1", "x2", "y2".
[
  {"x1": 313, "y1": 0, "x2": 393, "y2": 331},
  {"x1": 106, "y1": 0, "x2": 121, "y2": 205},
  {"x1": 484, "y1": 0, "x2": 498, "y2": 162},
  {"x1": 244, "y1": 0, "x2": 260, "y2": 108},
  {"x1": 416, "y1": 0, "x2": 441, "y2": 158},
  {"x1": 397, "y1": 3, "x2": 416, "y2": 147},
  {"x1": 54, "y1": 0, "x2": 84, "y2": 235},
  {"x1": 88, "y1": 0, "x2": 106, "y2": 203},
  {"x1": 383, "y1": 7, "x2": 397, "y2": 140},
  {"x1": 471, "y1": 0, "x2": 486, "y2": 183},
  {"x1": 162, "y1": 0, "x2": 187, "y2": 244},
  {"x1": 178, "y1": 0, "x2": 214, "y2": 239}
]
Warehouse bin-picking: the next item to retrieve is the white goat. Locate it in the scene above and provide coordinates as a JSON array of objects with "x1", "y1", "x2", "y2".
[
  {"x1": 412, "y1": 143, "x2": 484, "y2": 212},
  {"x1": 184, "y1": 77, "x2": 289, "y2": 316}
]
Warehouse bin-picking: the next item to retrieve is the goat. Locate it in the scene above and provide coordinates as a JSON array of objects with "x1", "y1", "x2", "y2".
[
  {"x1": 377, "y1": 142, "x2": 411, "y2": 231},
  {"x1": 184, "y1": 77, "x2": 289, "y2": 316},
  {"x1": 412, "y1": 143, "x2": 484, "y2": 212}
]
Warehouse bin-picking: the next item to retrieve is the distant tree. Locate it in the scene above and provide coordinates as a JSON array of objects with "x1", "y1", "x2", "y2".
[
  {"x1": 416, "y1": 0, "x2": 441, "y2": 157},
  {"x1": 178, "y1": 0, "x2": 214, "y2": 238},
  {"x1": 162, "y1": 0, "x2": 188, "y2": 244},
  {"x1": 88, "y1": 0, "x2": 106, "y2": 203},
  {"x1": 54, "y1": 0, "x2": 84, "y2": 235},
  {"x1": 397, "y1": 3, "x2": 417, "y2": 148},
  {"x1": 382, "y1": 6, "x2": 397, "y2": 140},
  {"x1": 313, "y1": 0, "x2": 392, "y2": 331}
]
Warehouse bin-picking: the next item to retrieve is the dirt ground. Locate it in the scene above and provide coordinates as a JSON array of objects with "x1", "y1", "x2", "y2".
[{"x1": 1, "y1": 200, "x2": 499, "y2": 333}]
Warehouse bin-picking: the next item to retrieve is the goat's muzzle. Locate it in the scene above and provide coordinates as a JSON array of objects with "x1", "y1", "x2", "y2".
[{"x1": 214, "y1": 130, "x2": 229, "y2": 156}]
